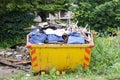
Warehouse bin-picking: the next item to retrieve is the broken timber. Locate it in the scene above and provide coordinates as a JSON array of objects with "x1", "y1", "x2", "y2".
[{"x1": 0, "y1": 60, "x2": 30, "y2": 72}]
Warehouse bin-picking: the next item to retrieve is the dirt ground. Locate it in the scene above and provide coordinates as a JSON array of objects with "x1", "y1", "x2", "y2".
[{"x1": 0, "y1": 64, "x2": 20, "y2": 78}]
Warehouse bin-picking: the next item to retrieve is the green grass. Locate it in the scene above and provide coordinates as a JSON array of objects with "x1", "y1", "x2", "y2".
[{"x1": 1, "y1": 35, "x2": 120, "y2": 80}]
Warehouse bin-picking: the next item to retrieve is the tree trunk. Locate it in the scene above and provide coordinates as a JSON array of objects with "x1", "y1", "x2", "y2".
[{"x1": 38, "y1": 11, "x2": 47, "y2": 22}]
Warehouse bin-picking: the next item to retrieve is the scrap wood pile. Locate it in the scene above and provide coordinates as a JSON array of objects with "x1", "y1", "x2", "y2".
[
  {"x1": 27, "y1": 21, "x2": 93, "y2": 45},
  {"x1": 0, "y1": 46, "x2": 31, "y2": 72}
]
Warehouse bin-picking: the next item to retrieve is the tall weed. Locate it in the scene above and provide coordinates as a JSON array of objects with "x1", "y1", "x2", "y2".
[{"x1": 90, "y1": 35, "x2": 120, "y2": 75}]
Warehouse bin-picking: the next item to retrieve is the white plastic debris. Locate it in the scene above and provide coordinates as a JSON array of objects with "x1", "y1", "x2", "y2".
[
  {"x1": 14, "y1": 51, "x2": 18, "y2": 54},
  {"x1": 54, "y1": 29, "x2": 66, "y2": 36},
  {"x1": 43, "y1": 28, "x2": 54, "y2": 34},
  {"x1": 44, "y1": 28, "x2": 68, "y2": 36},
  {"x1": 15, "y1": 55, "x2": 22, "y2": 61},
  {"x1": 6, "y1": 52, "x2": 13, "y2": 56}
]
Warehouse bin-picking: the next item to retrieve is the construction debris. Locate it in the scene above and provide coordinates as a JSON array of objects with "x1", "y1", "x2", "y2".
[
  {"x1": 0, "y1": 46, "x2": 31, "y2": 72},
  {"x1": 27, "y1": 21, "x2": 93, "y2": 45},
  {"x1": 0, "y1": 60, "x2": 30, "y2": 72}
]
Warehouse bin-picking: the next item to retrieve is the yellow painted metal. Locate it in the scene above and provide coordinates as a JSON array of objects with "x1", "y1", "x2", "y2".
[
  {"x1": 41, "y1": 72, "x2": 45, "y2": 75},
  {"x1": 29, "y1": 44, "x2": 92, "y2": 73},
  {"x1": 56, "y1": 71, "x2": 60, "y2": 76},
  {"x1": 61, "y1": 71, "x2": 66, "y2": 75}
]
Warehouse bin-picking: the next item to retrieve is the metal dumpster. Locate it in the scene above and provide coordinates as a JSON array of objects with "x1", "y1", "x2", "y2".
[{"x1": 27, "y1": 43, "x2": 94, "y2": 73}]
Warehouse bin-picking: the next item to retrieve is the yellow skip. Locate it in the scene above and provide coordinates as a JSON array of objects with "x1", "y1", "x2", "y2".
[
  {"x1": 56, "y1": 71, "x2": 60, "y2": 76},
  {"x1": 61, "y1": 71, "x2": 66, "y2": 75},
  {"x1": 41, "y1": 72, "x2": 45, "y2": 75}
]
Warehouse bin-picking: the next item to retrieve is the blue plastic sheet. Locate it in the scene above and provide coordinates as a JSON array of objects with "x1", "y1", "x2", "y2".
[
  {"x1": 29, "y1": 29, "x2": 47, "y2": 44},
  {"x1": 67, "y1": 32, "x2": 85, "y2": 44},
  {"x1": 47, "y1": 34, "x2": 64, "y2": 42}
]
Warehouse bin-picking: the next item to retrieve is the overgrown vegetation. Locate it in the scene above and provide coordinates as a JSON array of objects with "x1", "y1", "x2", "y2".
[{"x1": 90, "y1": 35, "x2": 120, "y2": 75}]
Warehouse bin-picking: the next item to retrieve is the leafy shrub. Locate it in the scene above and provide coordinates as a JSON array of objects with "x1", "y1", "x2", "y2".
[
  {"x1": 74, "y1": 0, "x2": 120, "y2": 32},
  {"x1": 0, "y1": 11, "x2": 36, "y2": 48}
]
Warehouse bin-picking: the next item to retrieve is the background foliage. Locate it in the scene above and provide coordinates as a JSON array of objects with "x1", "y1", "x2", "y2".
[
  {"x1": 0, "y1": 0, "x2": 71, "y2": 48},
  {"x1": 0, "y1": 0, "x2": 71, "y2": 21},
  {"x1": 74, "y1": 0, "x2": 120, "y2": 32},
  {"x1": 0, "y1": 11, "x2": 35, "y2": 48}
]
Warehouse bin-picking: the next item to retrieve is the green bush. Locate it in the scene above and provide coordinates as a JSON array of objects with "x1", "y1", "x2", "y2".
[
  {"x1": 74, "y1": 0, "x2": 120, "y2": 32},
  {"x1": 0, "y1": 11, "x2": 36, "y2": 48}
]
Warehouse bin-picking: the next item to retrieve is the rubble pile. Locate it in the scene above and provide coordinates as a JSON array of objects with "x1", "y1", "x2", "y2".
[
  {"x1": 0, "y1": 46, "x2": 31, "y2": 72},
  {"x1": 27, "y1": 22, "x2": 93, "y2": 45}
]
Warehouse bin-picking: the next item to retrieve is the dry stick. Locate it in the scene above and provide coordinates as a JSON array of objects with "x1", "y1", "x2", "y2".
[
  {"x1": 14, "y1": 61, "x2": 31, "y2": 65},
  {"x1": 0, "y1": 60, "x2": 29, "y2": 72},
  {"x1": 79, "y1": 30, "x2": 90, "y2": 42},
  {"x1": 0, "y1": 58, "x2": 19, "y2": 62},
  {"x1": 0, "y1": 58, "x2": 31, "y2": 65}
]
